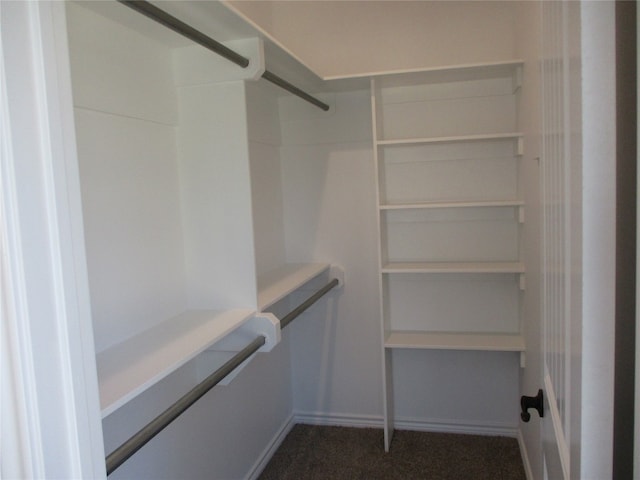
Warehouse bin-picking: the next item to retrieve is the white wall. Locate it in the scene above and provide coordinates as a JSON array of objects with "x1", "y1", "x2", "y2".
[
  {"x1": 279, "y1": 90, "x2": 383, "y2": 422},
  {"x1": 67, "y1": 1, "x2": 187, "y2": 352},
  {"x1": 580, "y1": 2, "x2": 617, "y2": 476}
]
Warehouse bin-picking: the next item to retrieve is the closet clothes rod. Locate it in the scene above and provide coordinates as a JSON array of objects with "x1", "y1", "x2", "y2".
[
  {"x1": 117, "y1": 1, "x2": 330, "y2": 111},
  {"x1": 105, "y1": 335, "x2": 266, "y2": 476},
  {"x1": 280, "y1": 278, "x2": 340, "y2": 329}
]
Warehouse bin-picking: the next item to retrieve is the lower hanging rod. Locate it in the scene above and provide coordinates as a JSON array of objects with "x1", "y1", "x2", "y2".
[
  {"x1": 105, "y1": 335, "x2": 266, "y2": 476},
  {"x1": 117, "y1": 0, "x2": 329, "y2": 111},
  {"x1": 280, "y1": 278, "x2": 340, "y2": 329}
]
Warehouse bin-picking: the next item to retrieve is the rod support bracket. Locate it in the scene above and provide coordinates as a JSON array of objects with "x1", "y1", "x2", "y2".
[{"x1": 330, "y1": 264, "x2": 346, "y2": 288}]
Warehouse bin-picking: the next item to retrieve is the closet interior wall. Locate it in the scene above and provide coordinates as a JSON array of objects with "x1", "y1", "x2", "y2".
[
  {"x1": 279, "y1": 89, "x2": 383, "y2": 421},
  {"x1": 67, "y1": 3, "x2": 295, "y2": 478},
  {"x1": 64, "y1": 0, "x2": 539, "y2": 476},
  {"x1": 281, "y1": 67, "x2": 523, "y2": 439}
]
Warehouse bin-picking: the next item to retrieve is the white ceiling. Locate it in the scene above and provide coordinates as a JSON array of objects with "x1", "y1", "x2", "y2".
[{"x1": 223, "y1": 1, "x2": 519, "y2": 80}]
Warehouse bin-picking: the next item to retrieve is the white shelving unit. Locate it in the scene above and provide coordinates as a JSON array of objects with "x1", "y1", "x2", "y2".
[
  {"x1": 96, "y1": 309, "x2": 255, "y2": 417},
  {"x1": 257, "y1": 263, "x2": 331, "y2": 311},
  {"x1": 381, "y1": 261, "x2": 525, "y2": 274},
  {"x1": 372, "y1": 61, "x2": 526, "y2": 450},
  {"x1": 67, "y1": 3, "x2": 283, "y2": 421},
  {"x1": 68, "y1": 4, "x2": 344, "y2": 424},
  {"x1": 384, "y1": 331, "x2": 525, "y2": 352},
  {"x1": 380, "y1": 199, "x2": 524, "y2": 210},
  {"x1": 377, "y1": 132, "x2": 524, "y2": 147}
]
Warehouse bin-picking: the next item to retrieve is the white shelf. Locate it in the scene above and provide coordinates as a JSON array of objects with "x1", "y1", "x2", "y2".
[
  {"x1": 376, "y1": 132, "x2": 523, "y2": 147},
  {"x1": 385, "y1": 331, "x2": 525, "y2": 352},
  {"x1": 257, "y1": 263, "x2": 330, "y2": 311},
  {"x1": 370, "y1": 60, "x2": 525, "y2": 87},
  {"x1": 381, "y1": 261, "x2": 525, "y2": 274},
  {"x1": 96, "y1": 308, "x2": 255, "y2": 417},
  {"x1": 379, "y1": 200, "x2": 524, "y2": 210}
]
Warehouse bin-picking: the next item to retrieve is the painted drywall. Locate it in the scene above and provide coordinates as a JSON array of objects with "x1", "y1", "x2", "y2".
[
  {"x1": 279, "y1": 90, "x2": 383, "y2": 421},
  {"x1": 227, "y1": 1, "x2": 518, "y2": 78},
  {"x1": 581, "y1": 2, "x2": 617, "y2": 477}
]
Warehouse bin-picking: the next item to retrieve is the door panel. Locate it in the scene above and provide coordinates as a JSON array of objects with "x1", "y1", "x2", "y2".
[{"x1": 540, "y1": 2, "x2": 578, "y2": 478}]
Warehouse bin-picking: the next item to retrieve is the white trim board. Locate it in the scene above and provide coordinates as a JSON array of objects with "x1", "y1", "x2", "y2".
[
  {"x1": 293, "y1": 411, "x2": 518, "y2": 438},
  {"x1": 518, "y1": 429, "x2": 535, "y2": 480}
]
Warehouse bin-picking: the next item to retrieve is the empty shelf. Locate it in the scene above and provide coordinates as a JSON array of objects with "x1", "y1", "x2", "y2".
[
  {"x1": 379, "y1": 200, "x2": 524, "y2": 210},
  {"x1": 96, "y1": 308, "x2": 255, "y2": 417},
  {"x1": 257, "y1": 263, "x2": 330, "y2": 311},
  {"x1": 377, "y1": 132, "x2": 523, "y2": 147},
  {"x1": 385, "y1": 331, "x2": 525, "y2": 352},
  {"x1": 381, "y1": 262, "x2": 525, "y2": 274}
]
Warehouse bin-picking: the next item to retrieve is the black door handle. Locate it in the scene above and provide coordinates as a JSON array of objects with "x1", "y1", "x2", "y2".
[{"x1": 520, "y1": 389, "x2": 544, "y2": 422}]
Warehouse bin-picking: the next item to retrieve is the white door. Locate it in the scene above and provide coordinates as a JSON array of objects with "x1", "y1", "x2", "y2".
[
  {"x1": 539, "y1": 2, "x2": 616, "y2": 479},
  {"x1": 540, "y1": 3, "x2": 578, "y2": 478}
]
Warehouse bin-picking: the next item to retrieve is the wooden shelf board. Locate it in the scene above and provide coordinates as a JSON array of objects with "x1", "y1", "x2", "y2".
[
  {"x1": 257, "y1": 263, "x2": 330, "y2": 311},
  {"x1": 385, "y1": 331, "x2": 525, "y2": 352},
  {"x1": 96, "y1": 308, "x2": 255, "y2": 417},
  {"x1": 367, "y1": 60, "x2": 525, "y2": 86},
  {"x1": 380, "y1": 200, "x2": 524, "y2": 210},
  {"x1": 382, "y1": 261, "x2": 525, "y2": 274},
  {"x1": 377, "y1": 132, "x2": 523, "y2": 147}
]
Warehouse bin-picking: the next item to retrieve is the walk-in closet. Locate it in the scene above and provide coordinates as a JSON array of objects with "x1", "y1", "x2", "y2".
[{"x1": 3, "y1": 1, "x2": 627, "y2": 479}]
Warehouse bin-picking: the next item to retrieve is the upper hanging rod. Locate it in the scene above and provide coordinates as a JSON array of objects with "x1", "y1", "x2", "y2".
[
  {"x1": 105, "y1": 335, "x2": 266, "y2": 475},
  {"x1": 262, "y1": 70, "x2": 330, "y2": 112},
  {"x1": 117, "y1": 0, "x2": 330, "y2": 111},
  {"x1": 117, "y1": 0, "x2": 249, "y2": 68},
  {"x1": 280, "y1": 278, "x2": 340, "y2": 329}
]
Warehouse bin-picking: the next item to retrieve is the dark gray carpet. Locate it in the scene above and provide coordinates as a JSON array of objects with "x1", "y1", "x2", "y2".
[{"x1": 259, "y1": 424, "x2": 526, "y2": 480}]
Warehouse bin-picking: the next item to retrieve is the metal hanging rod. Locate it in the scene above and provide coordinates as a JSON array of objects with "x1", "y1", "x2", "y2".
[
  {"x1": 280, "y1": 278, "x2": 340, "y2": 329},
  {"x1": 117, "y1": 0, "x2": 250, "y2": 68},
  {"x1": 117, "y1": 0, "x2": 330, "y2": 111},
  {"x1": 105, "y1": 335, "x2": 266, "y2": 475},
  {"x1": 262, "y1": 70, "x2": 330, "y2": 111}
]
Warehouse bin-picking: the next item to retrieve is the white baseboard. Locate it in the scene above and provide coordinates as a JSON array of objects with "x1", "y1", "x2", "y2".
[
  {"x1": 293, "y1": 411, "x2": 384, "y2": 429},
  {"x1": 394, "y1": 416, "x2": 518, "y2": 437},
  {"x1": 245, "y1": 413, "x2": 296, "y2": 480},
  {"x1": 294, "y1": 411, "x2": 517, "y2": 437},
  {"x1": 517, "y1": 429, "x2": 535, "y2": 480}
]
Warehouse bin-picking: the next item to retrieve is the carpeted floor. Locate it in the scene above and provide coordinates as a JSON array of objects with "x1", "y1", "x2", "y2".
[{"x1": 259, "y1": 424, "x2": 526, "y2": 480}]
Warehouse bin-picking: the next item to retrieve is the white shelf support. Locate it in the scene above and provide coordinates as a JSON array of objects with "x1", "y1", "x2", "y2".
[
  {"x1": 513, "y1": 65, "x2": 524, "y2": 93},
  {"x1": 330, "y1": 264, "x2": 346, "y2": 288},
  {"x1": 199, "y1": 313, "x2": 280, "y2": 386},
  {"x1": 207, "y1": 313, "x2": 280, "y2": 353},
  {"x1": 519, "y1": 273, "x2": 526, "y2": 291}
]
